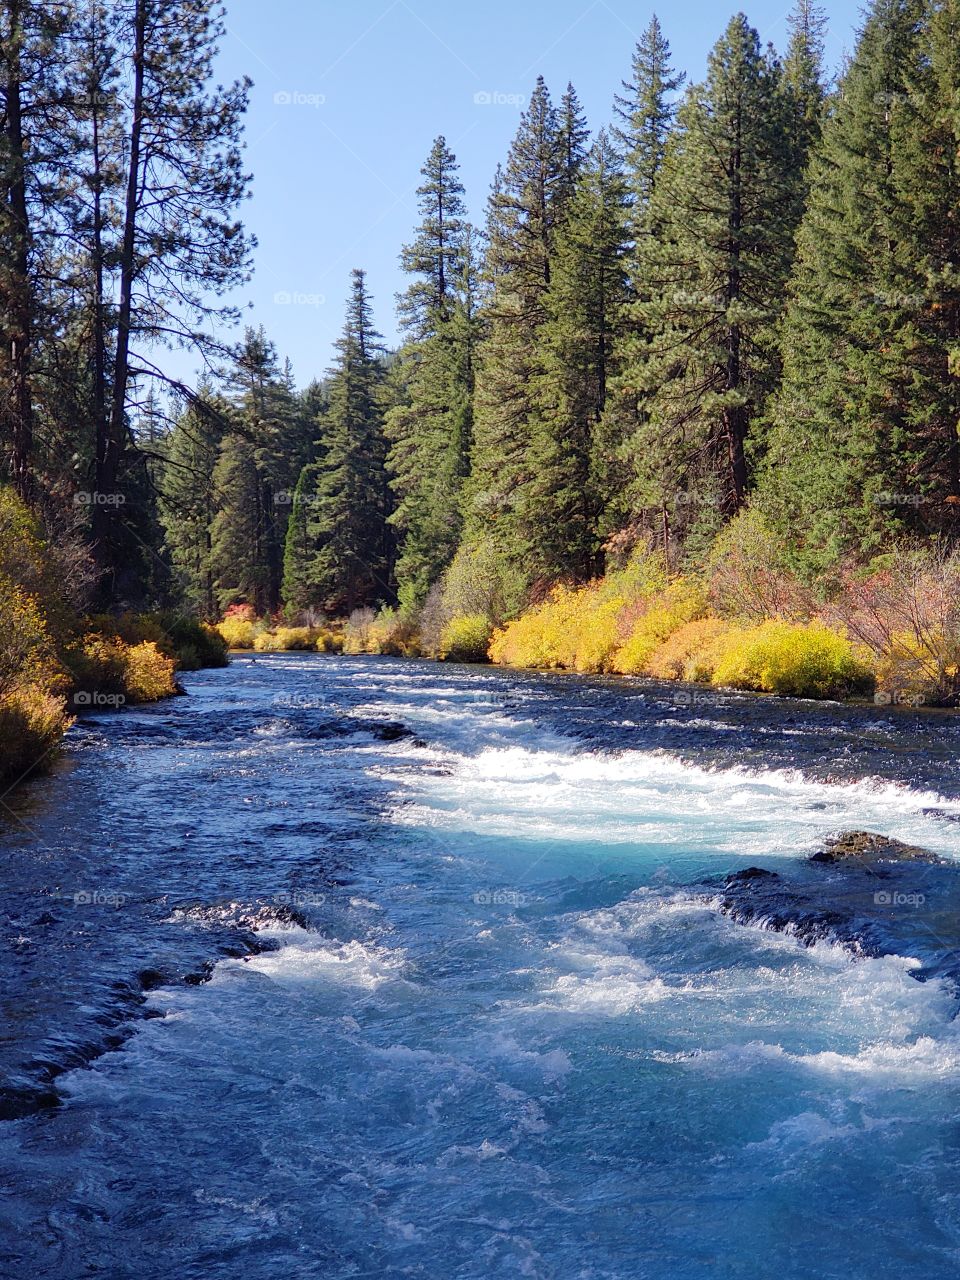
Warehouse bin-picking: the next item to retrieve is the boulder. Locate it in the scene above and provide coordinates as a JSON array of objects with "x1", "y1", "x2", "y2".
[{"x1": 809, "y1": 830, "x2": 943, "y2": 865}]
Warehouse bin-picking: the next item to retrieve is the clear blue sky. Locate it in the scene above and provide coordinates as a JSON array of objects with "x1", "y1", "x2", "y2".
[{"x1": 177, "y1": 0, "x2": 866, "y2": 391}]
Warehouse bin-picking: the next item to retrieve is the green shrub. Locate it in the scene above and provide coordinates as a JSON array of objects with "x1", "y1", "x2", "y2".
[
  {"x1": 439, "y1": 614, "x2": 492, "y2": 663},
  {"x1": 711, "y1": 620, "x2": 874, "y2": 699},
  {"x1": 154, "y1": 614, "x2": 229, "y2": 669},
  {"x1": 343, "y1": 608, "x2": 420, "y2": 656}
]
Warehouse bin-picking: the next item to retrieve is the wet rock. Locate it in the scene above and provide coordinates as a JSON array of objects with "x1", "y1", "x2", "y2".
[
  {"x1": 725, "y1": 866, "x2": 780, "y2": 885},
  {"x1": 170, "y1": 899, "x2": 311, "y2": 933},
  {"x1": 716, "y1": 870, "x2": 860, "y2": 952},
  {"x1": 810, "y1": 830, "x2": 943, "y2": 865},
  {"x1": 0, "y1": 1081, "x2": 61, "y2": 1121},
  {"x1": 372, "y1": 721, "x2": 412, "y2": 742}
]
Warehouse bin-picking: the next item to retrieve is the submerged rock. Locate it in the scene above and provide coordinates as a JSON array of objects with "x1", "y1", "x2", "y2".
[{"x1": 810, "y1": 830, "x2": 943, "y2": 865}]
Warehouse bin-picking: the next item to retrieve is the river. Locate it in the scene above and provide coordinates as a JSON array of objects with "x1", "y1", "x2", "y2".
[{"x1": 1, "y1": 655, "x2": 959, "y2": 1278}]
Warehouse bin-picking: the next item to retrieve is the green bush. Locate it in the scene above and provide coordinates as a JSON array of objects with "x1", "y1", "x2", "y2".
[
  {"x1": 154, "y1": 613, "x2": 229, "y2": 669},
  {"x1": 439, "y1": 614, "x2": 492, "y2": 663}
]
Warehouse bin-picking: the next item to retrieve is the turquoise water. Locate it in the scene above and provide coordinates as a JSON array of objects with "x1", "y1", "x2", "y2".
[{"x1": 1, "y1": 656, "x2": 959, "y2": 1278}]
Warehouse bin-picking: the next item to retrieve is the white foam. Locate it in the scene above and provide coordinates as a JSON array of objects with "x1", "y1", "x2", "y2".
[{"x1": 388, "y1": 742, "x2": 960, "y2": 860}]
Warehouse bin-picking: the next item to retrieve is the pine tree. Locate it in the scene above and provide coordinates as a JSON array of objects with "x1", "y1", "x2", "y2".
[
  {"x1": 386, "y1": 138, "x2": 477, "y2": 608},
  {"x1": 467, "y1": 77, "x2": 576, "y2": 576},
  {"x1": 287, "y1": 271, "x2": 392, "y2": 614},
  {"x1": 0, "y1": 0, "x2": 69, "y2": 500},
  {"x1": 612, "y1": 14, "x2": 684, "y2": 229},
  {"x1": 281, "y1": 460, "x2": 321, "y2": 614},
  {"x1": 529, "y1": 130, "x2": 630, "y2": 580},
  {"x1": 604, "y1": 15, "x2": 684, "y2": 541},
  {"x1": 226, "y1": 327, "x2": 301, "y2": 611},
  {"x1": 782, "y1": 0, "x2": 829, "y2": 159},
  {"x1": 210, "y1": 431, "x2": 270, "y2": 613},
  {"x1": 160, "y1": 390, "x2": 224, "y2": 616},
  {"x1": 92, "y1": 0, "x2": 252, "y2": 598},
  {"x1": 618, "y1": 15, "x2": 805, "y2": 556},
  {"x1": 759, "y1": 0, "x2": 957, "y2": 574}
]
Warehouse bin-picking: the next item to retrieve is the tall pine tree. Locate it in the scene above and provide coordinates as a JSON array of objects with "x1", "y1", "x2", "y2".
[
  {"x1": 466, "y1": 76, "x2": 584, "y2": 579},
  {"x1": 759, "y1": 0, "x2": 959, "y2": 574},
  {"x1": 385, "y1": 138, "x2": 478, "y2": 608},
  {"x1": 284, "y1": 271, "x2": 392, "y2": 614},
  {"x1": 529, "y1": 130, "x2": 630, "y2": 580},
  {"x1": 617, "y1": 15, "x2": 806, "y2": 559}
]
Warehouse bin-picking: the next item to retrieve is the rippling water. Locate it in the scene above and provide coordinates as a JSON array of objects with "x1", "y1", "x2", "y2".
[{"x1": 1, "y1": 656, "x2": 959, "y2": 1278}]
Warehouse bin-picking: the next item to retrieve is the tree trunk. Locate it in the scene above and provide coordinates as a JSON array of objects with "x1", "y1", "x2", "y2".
[
  {"x1": 96, "y1": 0, "x2": 146, "y2": 586},
  {"x1": 3, "y1": 0, "x2": 34, "y2": 502}
]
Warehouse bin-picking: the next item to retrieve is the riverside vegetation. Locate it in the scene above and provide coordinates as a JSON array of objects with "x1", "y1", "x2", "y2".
[{"x1": 2, "y1": 1, "x2": 960, "y2": 787}]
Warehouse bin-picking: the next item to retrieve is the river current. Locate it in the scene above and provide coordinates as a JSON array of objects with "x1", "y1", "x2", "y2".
[{"x1": 1, "y1": 655, "x2": 959, "y2": 1278}]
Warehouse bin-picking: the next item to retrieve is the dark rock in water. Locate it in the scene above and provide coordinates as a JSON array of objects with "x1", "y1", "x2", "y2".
[
  {"x1": 921, "y1": 808, "x2": 960, "y2": 825},
  {"x1": 810, "y1": 830, "x2": 943, "y2": 865},
  {"x1": 373, "y1": 721, "x2": 412, "y2": 742},
  {"x1": 711, "y1": 854, "x2": 960, "y2": 997},
  {"x1": 0, "y1": 1081, "x2": 61, "y2": 1122},
  {"x1": 726, "y1": 866, "x2": 780, "y2": 885},
  {"x1": 717, "y1": 870, "x2": 862, "y2": 953},
  {"x1": 138, "y1": 967, "x2": 169, "y2": 991}
]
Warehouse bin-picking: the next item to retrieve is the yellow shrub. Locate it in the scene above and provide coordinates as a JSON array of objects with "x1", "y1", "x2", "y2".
[
  {"x1": 645, "y1": 618, "x2": 733, "y2": 681},
  {"x1": 613, "y1": 579, "x2": 708, "y2": 676},
  {"x1": 572, "y1": 593, "x2": 625, "y2": 672},
  {"x1": 439, "y1": 614, "x2": 492, "y2": 663},
  {"x1": 489, "y1": 584, "x2": 620, "y2": 672},
  {"x1": 217, "y1": 617, "x2": 256, "y2": 649},
  {"x1": 122, "y1": 642, "x2": 179, "y2": 703},
  {"x1": 0, "y1": 574, "x2": 58, "y2": 697},
  {"x1": 315, "y1": 628, "x2": 344, "y2": 654},
  {"x1": 0, "y1": 686, "x2": 72, "y2": 784},
  {"x1": 873, "y1": 629, "x2": 955, "y2": 706},
  {"x1": 265, "y1": 626, "x2": 317, "y2": 651},
  {"x1": 711, "y1": 620, "x2": 874, "y2": 699},
  {"x1": 66, "y1": 635, "x2": 177, "y2": 705}
]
